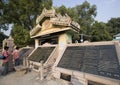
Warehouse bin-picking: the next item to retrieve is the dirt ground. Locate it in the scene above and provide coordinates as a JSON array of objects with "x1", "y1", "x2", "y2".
[
  {"x1": 0, "y1": 69, "x2": 69, "y2": 85},
  {"x1": 0, "y1": 59, "x2": 70, "y2": 85}
]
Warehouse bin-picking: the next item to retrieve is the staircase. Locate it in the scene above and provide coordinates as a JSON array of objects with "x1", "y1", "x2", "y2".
[{"x1": 43, "y1": 46, "x2": 59, "y2": 79}]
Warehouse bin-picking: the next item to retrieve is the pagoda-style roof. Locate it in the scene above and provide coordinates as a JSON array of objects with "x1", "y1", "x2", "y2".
[{"x1": 30, "y1": 8, "x2": 80, "y2": 38}]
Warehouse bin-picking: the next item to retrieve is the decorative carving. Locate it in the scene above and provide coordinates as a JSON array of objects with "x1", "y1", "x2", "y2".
[
  {"x1": 36, "y1": 8, "x2": 55, "y2": 24},
  {"x1": 71, "y1": 21, "x2": 80, "y2": 29},
  {"x1": 31, "y1": 8, "x2": 80, "y2": 37},
  {"x1": 50, "y1": 14, "x2": 71, "y2": 26},
  {"x1": 70, "y1": 21, "x2": 80, "y2": 33},
  {"x1": 42, "y1": 8, "x2": 55, "y2": 17},
  {"x1": 41, "y1": 20, "x2": 52, "y2": 31},
  {"x1": 30, "y1": 24, "x2": 41, "y2": 36}
]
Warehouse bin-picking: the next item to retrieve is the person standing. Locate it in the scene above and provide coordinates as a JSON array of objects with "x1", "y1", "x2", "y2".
[
  {"x1": 2, "y1": 46, "x2": 9, "y2": 75},
  {"x1": 12, "y1": 46, "x2": 20, "y2": 66}
]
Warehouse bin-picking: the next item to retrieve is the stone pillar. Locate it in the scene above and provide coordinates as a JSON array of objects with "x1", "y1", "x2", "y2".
[
  {"x1": 59, "y1": 33, "x2": 67, "y2": 45},
  {"x1": 58, "y1": 33, "x2": 67, "y2": 55},
  {"x1": 2, "y1": 38, "x2": 7, "y2": 50},
  {"x1": 7, "y1": 36, "x2": 14, "y2": 52},
  {"x1": 35, "y1": 39, "x2": 39, "y2": 48},
  {"x1": 58, "y1": 33, "x2": 72, "y2": 53},
  {"x1": 58, "y1": 33, "x2": 72, "y2": 45}
]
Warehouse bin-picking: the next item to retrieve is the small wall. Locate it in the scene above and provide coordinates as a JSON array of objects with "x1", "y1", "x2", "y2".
[
  {"x1": 54, "y1": 67, "x2": 120, "y2": 85},
  {"x1": 71, "y1": 76, "x2": 87, "y2": 85},
  {"x1": 53, "y1": 41, "x2": 120, "y2": 85}
]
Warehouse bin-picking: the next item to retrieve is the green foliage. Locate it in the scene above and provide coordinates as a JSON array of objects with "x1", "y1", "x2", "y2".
[
  {"x1": 0, "y1": 0, "x2": 9, "y2": 31},
  {"x1": 1, "y1": 0, "x2": 52, "y2": 30},
  {"x1": 11, "y1": 24, "x2": 30, "y2": 47},
  {"x1": 56, "y1": 5, "x2": 68, "y2": 15},
  {"x1": 55, "y1": 1, "x2": 120, "y2": 42},
  {"x1": 1, "y1": 0, "x2": 120, "y2": 43},
  {"x1": 0, "y1": 0, "x2": 52, "y2": 31},
  {"x1": 55, "y1": 1, "x2": 97, "y2": 41},
  {"x1": 0, "y1": 0, "x2": 52, "y2": 46},
  {"x1": 106, "y1": 17, "x2": 120, "y2": 36},
  {"x1": 74, "y1": 1, "x2": 97, "y2": 34},
  {"x1": 91, "y1": 21, "x2": 112, "y2": 41}
]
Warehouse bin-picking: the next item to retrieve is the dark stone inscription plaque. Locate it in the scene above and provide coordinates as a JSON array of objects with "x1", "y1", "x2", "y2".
[
  {"x1": 28, "y1": 47, "x2": 55, "y2": 63},
  {"x1": 19, "y1": 49, "x2": 30, "y2": 58},
  {"x1": 58, "y1": 45, "x2": 120, "y2": 80}
]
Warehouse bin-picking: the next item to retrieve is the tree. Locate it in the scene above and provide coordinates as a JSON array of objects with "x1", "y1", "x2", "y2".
[
  {"x1": 0, "y1": 0, "x2": 52, "y2": 47},
  {"x1": 1, "y1": 0, "x2": 52, "y2": 30},
  {"x1": 55, "y1": 5, "x2": 68, "y2": 15},
  {"x1": 11, "y1": 24, "x2": 30, "y2": 47},
  {"x1": 106, "y1": 17, "x2": 120, "y2": 36},
  {"x1": 0, "y1": 0, "x2": 9, "y2": 31},
  {"x1": 91, "y1": 21, "x2": 112, "y2": 41},
  {"x1": 55, "y1": 1, "x2": 97, "y2": 41},
  {"x1": 74, "y1": 1, "x2": 97, "y2": 35}
]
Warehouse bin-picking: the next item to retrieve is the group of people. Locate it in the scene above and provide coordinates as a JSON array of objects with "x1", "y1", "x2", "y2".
[{"x1": 0, "y1": 46, "x2": 20, "y2": 75}]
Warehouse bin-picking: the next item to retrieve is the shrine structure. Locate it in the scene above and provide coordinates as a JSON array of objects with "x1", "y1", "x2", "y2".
[{"x1": 27, "y1": 8, "x2": 120, "y2": 85}]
